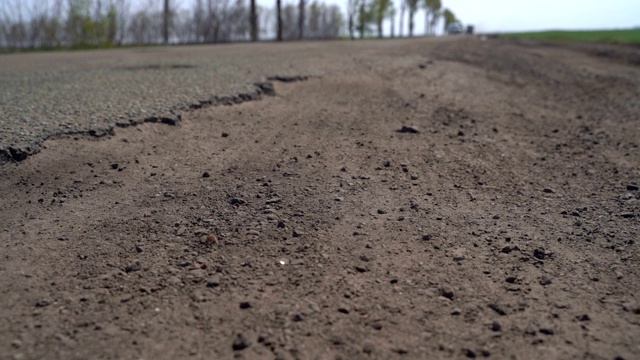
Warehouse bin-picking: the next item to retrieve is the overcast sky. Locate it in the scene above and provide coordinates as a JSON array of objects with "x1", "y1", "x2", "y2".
[{"x1": 441, "y1": 0, "x2": 640, "y2": 33}]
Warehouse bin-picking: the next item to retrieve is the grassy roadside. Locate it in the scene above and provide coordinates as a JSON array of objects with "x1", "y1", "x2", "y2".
[{"x1": 500, "y1": 29, "x2": 640, "y2": 44}]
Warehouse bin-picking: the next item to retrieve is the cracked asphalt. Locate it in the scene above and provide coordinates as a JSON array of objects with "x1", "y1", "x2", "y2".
[{"x1": 0, "y1": 39, "x2": 432, "y2": 162}]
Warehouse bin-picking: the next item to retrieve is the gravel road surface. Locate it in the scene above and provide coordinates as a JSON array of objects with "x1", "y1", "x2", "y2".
[{"x1": 1, "y1": 38, "x2": 639, "y2": 359}]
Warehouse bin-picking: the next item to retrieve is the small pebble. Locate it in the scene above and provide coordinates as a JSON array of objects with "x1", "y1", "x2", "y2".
[
  {"x1": 465, "y1": 348, "x2": 477, "y2": 358},
  {"x1": 239, "y1": 301, "x2": 251, "y2": 309},
  {"x1": 490, "y1": 321, "x2": 502, "y2": 332},
  {"x1": 206, "y1": 234, "x2": 218, "y2": 244},
  {"x1": 539, "y1": 277, "x2": 552, "y2": 286},
  {"x1": 440, "y1": 285, "x2": 455, "y2": 299},
  {"x1": 488, "y1": 303, "x2": 507, "y2": 315},
  {"x1": 207, "y1": 275, "x2": 221, "y2": 288},
  {"x1": 397, "y1": 125, "x2": 420, "y2": 134},
  {"x1": 232, "y1": 333, "x2": 250, "y2": 351},
  {"x1": 539, "y1": 327, "x2": 554, "y2": 335}
]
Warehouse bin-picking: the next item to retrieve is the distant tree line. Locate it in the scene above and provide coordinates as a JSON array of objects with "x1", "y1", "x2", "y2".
[
  {"x1": 349, "y1": 0, "x2": 458, "y2": 39},
  {"x1": 0, "y1": 0, "x2": 459, "y2": 50}
]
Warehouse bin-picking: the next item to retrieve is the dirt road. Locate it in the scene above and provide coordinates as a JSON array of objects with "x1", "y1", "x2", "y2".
[{"x1": 1, "y1": 38, "x2": 639, "y2": 360}]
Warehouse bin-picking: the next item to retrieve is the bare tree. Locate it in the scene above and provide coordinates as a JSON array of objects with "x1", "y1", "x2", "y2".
[
  {"x1": 347, "y1": 0, "x2": 358, "y2": 40},
  {"x1": 308, "y1": 1, "x2": 320, "y2": 39},
  {"x1": 258, "y1": 4, "x2": 272, "y2": 39},
  {"x1": 230, "y1": 0, "x2": 250, "y2": 41},
  {"x1": 398, "y1": 0, "x2": 404, "y2": 37},
  {"x1": 194, "y1": 0, "x2": 208, "y2": 42},
  {"x1": 276, "y1": 0, "x2": 282, "y2": 41},
  {"x1": 407, "y1": 0, "x2": 418, "y2": 37},
  {"x1": 357, "y1": 1, "x2": 365, "y2": 39},
  {"x1": 0, "y1": 5, "x2": 8, "y2": 48},
  {"x1": 325, "y1": 4, "x2": 343, "y2": 38},
  {"x1": 389, "y1": 6, "x2": 396, "y2": 38},
  {"x1": 115, "y1": 0, "x2": 129, "y2": 45},
  {"x1": 207, "y1": 0, "x2": 222, "y2": 43},
  {"x1": 372, "y1": 0, "x2": 392, "y2": 38},
  {"x1": 423, "y1": 0, "x2": 440, "y2": 35},
  {"x1": 280, "y1": 3, "x2": 297, "y2": 40},
  {"x1": 250, "y1": 0, "x2": 257, "y2": 41},
  {"x1": 0, "y1": 0, "x2": 344, "y2": 50},
  {"x1": 163, "y1": 0, "x2": 169, "y2": 44},
  {"x1": 298, "y1": 0, "x2": 305, "y2": 39},
  {"x1": 304, "y1": 1, "x2": 342, "y2": 39},
  {"x1": 5, "y1": 0, "x2": 27, "y2": 49}
]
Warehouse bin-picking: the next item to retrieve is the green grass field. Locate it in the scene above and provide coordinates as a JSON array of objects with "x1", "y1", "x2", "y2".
[{"x1": 501, "y1": 29, "x2": 640, "y2": 44}]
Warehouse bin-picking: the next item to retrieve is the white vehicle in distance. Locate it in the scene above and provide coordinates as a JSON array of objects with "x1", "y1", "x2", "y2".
[{"x1": 447, "y1": 23, "x2": 463, "y2": 35}]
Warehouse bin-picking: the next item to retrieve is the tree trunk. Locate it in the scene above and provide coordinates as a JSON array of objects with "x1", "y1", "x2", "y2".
[
  {"x1": 358, "y1": 3, "x2": 364, "y2": 39},
  {"x1": 377, "y1": 21, "x2": 382, "y2": 38},
  {"x1": 391, "y1": 15, "x2": 395, "y2": 38},
  {"x1": 424, "y1": 9, "x2": 429, "y2": 35},
  {"x1": 349, "y1": 15, "x2": 354, "y2": 39},
  {"x1": 298, "y1": 0, "x2": 305, "y2": 40},
  {"x1": 163, "y1": 0, "x2": 169, "y2": 44},
  {"x1": 276, "y1": 0, "x2": 282, "y2": 41},
  {"x1": 206, "y1": 0, "x2": 213, "y2": 43},
  {"x1": 250, "y1": 0, "x2": 257, "y2": 41},
  {"x1": 408, "y1": 10, "x2": 414, "y2": 37},
  {"x1": 399, "y1": 3, "x2": 405, "y2": 37}
]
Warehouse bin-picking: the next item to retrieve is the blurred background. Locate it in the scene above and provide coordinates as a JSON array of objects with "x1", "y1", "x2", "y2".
[{"x1": 1, "y1": 0, "x2": 639, "y2": 50}]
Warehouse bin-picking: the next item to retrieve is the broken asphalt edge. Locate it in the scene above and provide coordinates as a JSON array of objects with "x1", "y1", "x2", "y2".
[{"x1": 0, "y1": 75, "x2": 310, "y2": 164}]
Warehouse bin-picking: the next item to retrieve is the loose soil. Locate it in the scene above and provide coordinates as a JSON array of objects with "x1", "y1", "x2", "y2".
[{"x1": 1, "y1": 38, "x2": 639, "y2": 360}]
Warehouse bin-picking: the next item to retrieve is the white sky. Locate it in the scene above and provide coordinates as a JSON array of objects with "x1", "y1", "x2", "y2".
[{"x1": 443, "y1": 0, "x2": 640, "y2": 33}]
